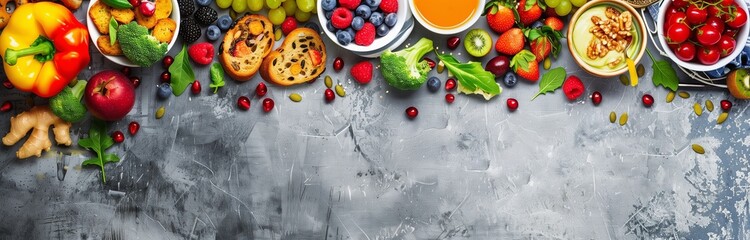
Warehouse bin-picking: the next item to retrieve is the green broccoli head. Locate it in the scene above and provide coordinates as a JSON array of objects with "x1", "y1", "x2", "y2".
[
  {"x1": 49, "y1": 80, "x2": 87, "y2": 122},
  {"x1": 380, "y1": 38, "x2": 434, "y2": 90},
  {"x1": 118, "y1": 22, "x2": 168, "y2": 67}
]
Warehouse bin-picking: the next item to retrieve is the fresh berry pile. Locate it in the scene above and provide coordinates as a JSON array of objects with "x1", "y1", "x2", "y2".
[{"x1": 322, "y1": 0, "x2": 399, "y2": 46}]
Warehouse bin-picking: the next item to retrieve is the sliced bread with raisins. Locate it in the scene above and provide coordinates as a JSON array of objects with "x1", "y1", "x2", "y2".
[
  {"x1": 219, "y1": 14, "x2": 274, "y2": 81},
  {"x1": 260, "y1": 28, "x2": 326, "y2": 86}
]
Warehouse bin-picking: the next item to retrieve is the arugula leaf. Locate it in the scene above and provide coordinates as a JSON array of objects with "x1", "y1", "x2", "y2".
[
  {"x1": 79, "y1": 120, "x2": 120, "y2": 183},
  {"x1": 109, "y1": 17, "x2": 118, "y2": 46},
  {"x1": 436, "y1": 52, "x2": 502, "y2": 100},
  {"x1": 209, "y1": 63, "x2": 225, "y2": 93},
  {"x1": 169, "y1": 45, "x2": 195, "y2": 96},
  {"x1": 646, "y1": 49, "x2": 678, "y2": 91},
  {"x1": 531, "y1": 67, "x2": 566, "y2": 100}
]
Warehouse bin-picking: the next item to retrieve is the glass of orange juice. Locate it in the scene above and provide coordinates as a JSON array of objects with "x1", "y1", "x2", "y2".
[{"x1": 409, "y1": 0, "x2": 484, "y2": 35}]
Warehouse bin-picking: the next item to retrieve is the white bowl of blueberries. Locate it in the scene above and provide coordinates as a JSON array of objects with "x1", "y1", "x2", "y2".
[{"x1": 317, "y1": 0, "x2": 414, "y2": 57}]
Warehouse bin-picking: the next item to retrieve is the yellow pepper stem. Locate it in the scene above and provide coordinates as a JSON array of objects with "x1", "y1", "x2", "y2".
[{"x1": 4, "y1": 36, "x2": 55, "y2": 66}]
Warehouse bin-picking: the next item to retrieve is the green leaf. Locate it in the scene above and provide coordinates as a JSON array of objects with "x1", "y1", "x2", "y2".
[
  {"x1": 109, "y1": 17, "x2": 118, "y2": 46},
  {"x1": 525, "y1": 0, "x2": 536, "y2": 10},
  {"x1": 81, "y1": 158, "x2": 101, "y2": 167},
  {"x1": 437, "y1": 52, "x2": 502, "y2": 100},
  {"x1": 169, "y1": 45, "x2": 195, "y2": 96},
  {"x1": 78, "y1": 120, "x2": 120, "y2": 183},
  {"x1": 103, "y1": 153, "x2": 120, "y2": 164},
  {"x1": 646, "y1": 49, "x2": 679, "y2": 91},
  {"x1": 531, "y1": 67, "x2": 566, "y2": 100},
  {"x1": 209, "y1": 63, "x2": 225, "y2": 93}
]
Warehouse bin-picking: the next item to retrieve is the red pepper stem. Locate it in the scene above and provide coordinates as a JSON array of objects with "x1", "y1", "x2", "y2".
[{"x1": 4, "y1": 36, "x2": 55, "y2": 66}]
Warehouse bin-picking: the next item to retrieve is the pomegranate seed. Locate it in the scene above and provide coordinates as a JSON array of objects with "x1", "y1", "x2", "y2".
[
  {"x1": 445, "y1": 78, "x2": 456, "y2": 91},
  {"x1": 642, "y1": 94, "x2": 654, "y2": 107},
  {"x1": 237, "y1": 96, "x2": 251, "y2": 110},
  {"x1": 128, "y1": 121, "x2": 140, "y2": 136},
  {"x1": 423, "y1": 57, "x2": 436, "y2": 69},
  {"x1": 447, "y1": 36, "x2": 460, "y2": 50},
  {"x1": 163, "y1": 55, "x2": 174, "y2": 68},
  {"x1": 405, "y1": 106, "x2": 418, "y2": 119},
  {"x1": 262, "y1": 98, "x2": 274, "y2": 112},
  {"x1": 121, "y1": 66, "x2": 131, "y2": 76},
  {"x1": 333, "y1": 57, "x2": 344, "y2": 72},
  {"x1": 507, "y1": 98, "x2": 518, "y2": 111},
  {"x1": 160, "y1": 71, "x2": 171, "y2": 83},
  {"x1": 0, "y1": 101, "x2": 11, "y2": 112},
  {"x1": 255, "y1": 82, "x2": 267, "y2": 97},
  {"x1": 3, "y1": 80, "x2": 13, "y2": 89},
  {"x1": 445, "y1": 93, "x2": 455, "y2": 103},
  {"x1": 591, "y1": 91, "x2": 602, "y2": 105},
  {"x1": 721, "y1": 100, "x2": 732, "y2": 111},
  {"x1": 130, "y1": 76, "x2": 141, "y2": 88},
  {"x1": 112, "y1": 131, "x2": 125, "y2": 143},
  {"x1": 324, "y1": 89, "x2": 335, "y2": 102},
  {"x1": 191, "y1": 80, "x2": 201, "y2": 94}
]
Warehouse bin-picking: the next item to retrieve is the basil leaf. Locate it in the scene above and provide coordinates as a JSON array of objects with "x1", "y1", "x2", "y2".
[
  {"x1": 169, "y1": 45, "x2": 195, "y2": 96},
  {"x1": 109, "y1": 17, "x2": 118, "y2": 46},
  {"x1": 646, "y1": 49, "x2": 678, "y2": 91},
  {"x1": 437, "y1": 52, "x2": 501, "y2": 100},
  {"x1": 531, "y1": 67, "x2": 566, "y2": 100},
  {"x1": 209, "y1": 63, "x2": 225, "y2": 93}
]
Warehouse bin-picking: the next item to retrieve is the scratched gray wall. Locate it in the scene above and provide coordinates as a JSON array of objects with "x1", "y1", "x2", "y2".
[{"x1": 0, "y1": 2, "x2": 748, "y2": 239}]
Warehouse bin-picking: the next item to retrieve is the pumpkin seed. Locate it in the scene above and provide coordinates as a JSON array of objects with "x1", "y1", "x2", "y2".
[
  {"x1": 619, "y1": 112, "x2": 628, "y2": 126},
  {"x1": 609, "y1": 111, "x2": 616, "y2": 123},
  {"x1": 693, "y1": 103, "x2": 702, "y2": 116},
  {"x1": 437, "y1": 61, "x2": 445, "y2": 74},
  {"x1": 717, "y1": 112, "x2": 728, "y2": 124},
  {"x1": 678, "y1": 91, "x2": 690, "y2": 99},
  {"x1": 289, "y1": 93, "x2": 302, "y2": 102},
  {"x1": 691, "y1": 144, "x2": 705, "y2": 154},
  {"x1": 666, "y1": 91, "x2": 675, "y2": 103},
  {"x1": 619, "y1": 74, "x2": 629, "y2": 86},
  {"x1": 324, "y1": 75, "x2": 333, "y2": 88},
  {"x1": 155, "y1": 106, "x2": 165, "y2": 119},
  {"x1": 636, "y1": 64, "x2": 645, "y2": 77},
  {"x1": 335, "y1": 84, "x2": 346, "y2": 97},
  {"x1": 274, "y1": 28, "x2": 282, "y2": 41},
  {"x1": 705, "y1": 100, "x2": 714, "y2": 112},
  {"x1": 543, "y1": 58, "x2": 551, "y2": 70}
]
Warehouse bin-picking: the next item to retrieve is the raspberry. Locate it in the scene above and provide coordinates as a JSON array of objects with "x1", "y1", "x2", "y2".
[
  {"x1": 339, "y1": 0, "x2": 361, "y2": 10},
  {"x1": 281, "y1": 17, "x2": 297, "y2": 35},
  {"x1": 331, "y1": 8, "x2": 354, "y2": 30},
  {"x1": 354, "y1": 22, "x2": 375, "y2": 46},
  {"x1": 562, "y1": 75, "x2": 585, "y2": 101},
  {"x1": 188, "y1": 42, "x2": 215, "y2": 65},
  {"x1": 350, "y1": 61, "x2": 373, "y2": 84},
  {"x1": 379, "y1": 0, "x2": 398, "y2": 13}
]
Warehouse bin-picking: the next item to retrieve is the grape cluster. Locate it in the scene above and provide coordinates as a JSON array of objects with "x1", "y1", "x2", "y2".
[
  {"x1": 216, "y1": 0, "x2": 317, "y2": 25},
  {"x1": 545, "y1": 0, "x2": 585, "y2": 16}
]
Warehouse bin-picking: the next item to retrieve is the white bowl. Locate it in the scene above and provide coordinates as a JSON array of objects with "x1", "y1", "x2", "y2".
[
  {"x1": 408, "y1": 0, "x2": 483, "y2": 35},
  {"x1": 87, "y1": 0, "x2": 181, "y2": 67},
  {"x1": 317, "y1": 0, "x2": 413, "y2": 58},
  {"x1": 657, "y1": 0, "x2": 749, "y2": 71}
]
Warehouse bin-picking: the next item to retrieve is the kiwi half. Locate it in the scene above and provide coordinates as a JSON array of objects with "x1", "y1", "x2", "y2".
[
  {"x1": 464, "y1": 29, "x2": 492, "y2": 58},
  {"x1": 727, "y1": 68, "x2": 750, "y2": 99}
]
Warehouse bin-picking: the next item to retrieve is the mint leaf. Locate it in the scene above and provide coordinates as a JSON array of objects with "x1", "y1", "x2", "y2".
[
  {"x1": 169, "y1": 45, "x2": 195, "y2": 96},
  {"x1": 210, "y1": 63, "x2": 225, "y2": 93},
  {"x1": 78, "y1": 120, "x2": 121, "y2": 183},
  {"x1": 437, "y1": 52, "x2": 502, "y2": 100},
  {"x1": 646, "y1": 49, "x2": 679, "y2": 91},
  {"x1": 531, "y1": 67, "x2": 566, "y2": 100}
]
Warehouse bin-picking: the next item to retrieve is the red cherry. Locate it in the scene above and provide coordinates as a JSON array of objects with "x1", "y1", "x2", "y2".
[
  {"x1": 591, "y1": 91, "x2": 602, "y2": 105},
  {"x1": 191, "y1": 80, "x2": 201, "y2": 94},
  {"x1": 262, "y1": 98, "x2": 274, "y2": 112},
  {"x1": 160, "y1": 71, "x2": 171, "y2": 83},
  {"x1": 445, "y1": 93, "x2": 455, "y2": 103},
  {"x1": 405, "y1": 106, "x2": 418, "y2": 119},
  {"x1": 237, "y1": 96, "x2": 251, "y2": 110},
  {"x1": 128, "y1": 121, "x2": 140, "y2": 136},
  {"x1": 447, "y1": 36, "x2": 460, "y2": 50},
  {"x1": 139, "y1": 1, "x2": 156, "y2": 16},
  {"x1": 3, "y1": 80, "x2": 13, "y2": 89},
  {"x1": 255, "y1": 82, "x2": 267, "y2": 97},
  {"x1": 324, "y1": 89, "x2": 335, "y2": 102},
  {"x1": 121, "y1": 66, "x2": 131, "y2": 76},
  {"x1": 130, "y1": 76, "x2": 141, "y2": 88},
  {"x1": 163, "y1": 55, "x2": 174, "y2": 68},
  {"x1": 128, "y1": 0, "x2": 141, "y2": 7},
  {"x1": 112, "y1": 131, "x2": 125, "y2": 143},
  {"x1": 721, "y1": 100, "x2": 732, "y2": 111},
  {"x1": 445, "y1": 78, "x2": 456, "y2": 91},
  {"x1": 507, "y1": 98, "x2": 518, "y2": 111},
  {"x1": 423, "y1": 57, "x2": 436, "y2": 69},
  {"x1": 642, "y1": 94, "x2": 654, "y2": 107},
  {"x1": 333, "y1": 57, "x2": 344, "y2": 72},
  {"x1": 0, "y1": 101, "x2": 11, "y2": 112}
]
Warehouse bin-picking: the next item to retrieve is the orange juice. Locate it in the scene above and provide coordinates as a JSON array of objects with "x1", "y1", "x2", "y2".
[{"x1": 413, "y1": 0, "x2": 480, "y2": 29}]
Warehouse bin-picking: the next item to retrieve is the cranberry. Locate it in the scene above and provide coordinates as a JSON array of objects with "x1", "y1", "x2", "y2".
[
  {"x1": 255, "y1": 82, "x2": 267, "y2": 97},
  {"x1": 445, "y1": 93, "x2": 455, "y2": 104},
  {"x1": 2, "y1": 80, "x2": 13, "y2": 89},
  {"x1": 128, "y1": 0, "x2": 141, "y2": 7},
  {"x1": 333, "y1": 57, "x2": 344, "y2": 72},
  {"x1": 423, "y1": 57, "x2": 436, "y2": 69},
  {"x1": 112, "y1": 131, "x2": 125, "y2": 143},
  {"x1": 447, "y1": 36, "x2": 460, "y2": 50},
  {"x1": 128, "y1": 121, "x2": 140, "y2": 136},
  {"x1": 121, "y1": 66, "x2": 131, "y2": 76},
  {"x1": 163, "y1": 55, "x2": 174, "y2": 68},
  {"x1": 191, "y1": 80, "x2": 201, "y2": 94},
  {"x1": 130, "y1": 76, "x2": 141, "y2": 88},
  {"x1": 591, "y1": 91, "x2": 602, "y2": 105},
  {"x1": 405, "y1": 106, "x2": 418, "y2": 119},
  {"x1": 324, "y1": 89, "x2": 335, "y2": 102},
  {"x1": 237, "y1": 96, "x2": 251, "y2": 110},
  {"x1": 642, "y1": 94, "x2": 654, "y2": 107},
  {"x1": 721, "y1": 100, "x2": 732, "y2": 111},
  {"x1": 160, "y1": 71, "x2": 171, "y2": 83},
  {"x1": 139, "y1": 1, "x2": 156, "y2": 16},
  {"x1": 262, "y1": 98, "x2": 274, "y2": 112},
  {"x1": 507, "y1": 98, "x2": 518, "y2": 111},
  {"x1": 445, "y1": 78, "x2": 456, "y2": 91},
  {"x1": 0, "y1": 101, "x2": 11, "y2": 112}
]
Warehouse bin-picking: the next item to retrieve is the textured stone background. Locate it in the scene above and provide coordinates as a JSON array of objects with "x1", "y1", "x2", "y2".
[{"x1": 0, "y1": 2, "x2": 748, "y2": 239}]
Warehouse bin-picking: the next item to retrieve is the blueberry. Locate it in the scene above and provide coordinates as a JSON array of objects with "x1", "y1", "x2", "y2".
[
  {"x1": 385, "y1": 13, "x2": 397, "y2": 27},
  {"x1": 336, "y1": 30, "x2": 353, "y2": 45},
  {"x1": 503, "y1": 72, "x2": 518, "y2": 88},
  {"x1": 321, "y1": 0, "x2": 336, "y2": 11},
  {"x1": 325, "y1": 10, "x2": 333, "y2": 20},
  {"x1": 345, "y1": 27, "x2": 355, "y2": 38},
  {"x1": 196, "y1": 0, "x2": 210, "y2": 6},
  {"x1": 304, "y1": 22, "x2": 320, "y2": 33},
  {"x1": 369, "y1": 12, "x2": 383, "y2": 26},
  {"x1": 206, "y1": 25, "x2": 220, "y2": 41},
  {"x1": 365, "y1": 0, "x2": 381, "y2": 7},
  {"x1": 326, "y1": 21, "x2": 336, "y2": 33},
  {"x1": 376, "y1": 24, "x2": 389, "y2": 36},
  {"x1": 157, "y1": 84, "x2": 172, "y2": 99},
  {"x1": 351, "y1": 16, "x2": 365, "y2": 30},
  {"x1": 427, "y1": 77, "x2": 441, "y2": 92},
  {"x1": 355, "y1": 5, "x2": 372, "y2": 19},
  {"x1": 531, "y1": 21, "x2": 544, "y2": 29},
  {"x1": 217, "y1": 15, "x2": 232, "y2": 31}
]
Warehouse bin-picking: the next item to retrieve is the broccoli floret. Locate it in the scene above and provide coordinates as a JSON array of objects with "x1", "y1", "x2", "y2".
[
  {"x1": 49, "y1": 80, "x2": 87, "y2": 122},
  {"x1": 118, "y1": 22, "x2": 168, "y2": 67},
  {"x1": 380, "y1": 38, "x2": 434, "y2": 90}
]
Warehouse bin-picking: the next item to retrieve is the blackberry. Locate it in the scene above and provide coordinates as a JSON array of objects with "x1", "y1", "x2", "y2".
[
  {"x1": 180, "y1": 19, "x2": 201, "y2": 43},
  {"x1": 177, "y1": 0, "x2": 195, "y2": 17},
  {"x1": 194, "y1": 6, "x2": 218, "y2": 26}
]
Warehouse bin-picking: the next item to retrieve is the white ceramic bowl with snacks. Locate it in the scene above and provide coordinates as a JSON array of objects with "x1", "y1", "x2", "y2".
[
  {"x1": 87, "y1": 0, "x2": 181, "y2": 67},
  {"x1": 316, "y1": 0, "x2": 413, "y2": 58}
]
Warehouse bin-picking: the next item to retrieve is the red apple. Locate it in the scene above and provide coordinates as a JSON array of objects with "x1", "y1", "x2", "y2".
[{"x1": 84, "y1": 70, "x2": 136, "y2": 121}]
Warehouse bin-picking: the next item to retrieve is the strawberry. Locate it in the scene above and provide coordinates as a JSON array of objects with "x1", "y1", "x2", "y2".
[
  {"x1": 281, "y1": 17, "x2": 297, "y2": 35},
  {"x1": 510, "y1": 50, "x2": 539, "y2": 81},
  {"x1": 524, "y1": 26, "x2": 563, "y2": 61},
  {"x1": 350, "y1": 61, "x2": 373, "y2": 84},
  {"x1": 483, "y1": 1, "x2": 515, "y2": 34},
  {"x1": 530, "y1": 37, "x2": 551, "y2": 62},
  {"x1": 379, "y1": 0, "x2": 398, "y2": 13},
  {"x1": 495, "y1": 28, "x2": 524, "y2": 55},
  {"x1": 544, "y1": 17, "x2": 564, "y2": 31},
  {"x1": 562, "y1": 75, "x2": 585, "y2": 100},
  {"x1": 309, "y1": 49, "x2": 323, "y2": 66},
  {"x1": 517, "y1": 0, "x2": 542, "y2": 26},
  {"x1": 188, "y1": 42, "x2": 214, "y2": 65}
]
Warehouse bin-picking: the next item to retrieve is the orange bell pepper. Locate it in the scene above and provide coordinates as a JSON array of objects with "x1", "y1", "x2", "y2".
[{"x1": 0, "y1": 2, "x2": 90, "y2": 98}]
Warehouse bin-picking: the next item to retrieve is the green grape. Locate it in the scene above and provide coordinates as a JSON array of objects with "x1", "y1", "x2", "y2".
[
  {"x1": 555, "y1": 0, "x2": 571, "y2": 16},
  {"x1": 283, "y1": 0, "x2": 297, "y2": 16},
  {"x1": 295, "y1": 9, "x2": 311, "y2": 22},
  {"x1": 570, "y1": 0, "x2": 586, "y2": 8},
  {"x1": 248, "y1": 0, "x2": 264, "y2": 11},
  {"x1": 269, "y1": 7, "x2": 286, "y2": 25},
  {"x1": 232, "y1": 0, "x2": 248, "y2": 12},
  {"x1": 217, "y1": 0, "x2": 233, "y2": 9},
  {"x1": 266, "y1": 0, "x2": 281, "y2": 9},
  {"x1": 545, "y1": 0, "x2": 560, "y2": 8},
  {"x1": 296, "y1": 0, "x2": 314, "y2": 12}
]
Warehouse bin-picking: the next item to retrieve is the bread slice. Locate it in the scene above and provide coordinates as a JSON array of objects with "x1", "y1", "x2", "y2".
[
  {"x1": 260, "y1": 28, "x2": 326, "y2": 86},
  {"x1": 111, "y1": 8, "x2": 135, "y2": 23},
  {"x1": 152, "y1": 18, "x2": 177, "y2": 43},
  {"x1": 219, "y1": 14, "x2": 274, "y2": 81},
  {"x1": 89, "y1": 1, "x2": 111, "y2": 34},
  {"x1": 154, "y1": 0, "x2": 172, "y2": 20},
  {"x1": 96, "y1": 36, "x2": 123, "y2": 55},
  {"x1": 135, "y1": 7, "x2": 157, "y2": 29}
]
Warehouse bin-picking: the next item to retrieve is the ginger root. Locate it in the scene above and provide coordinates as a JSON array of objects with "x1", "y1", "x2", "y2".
[{"x1": 2, "y1": 106, "x2": 72, "y2": 159}]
